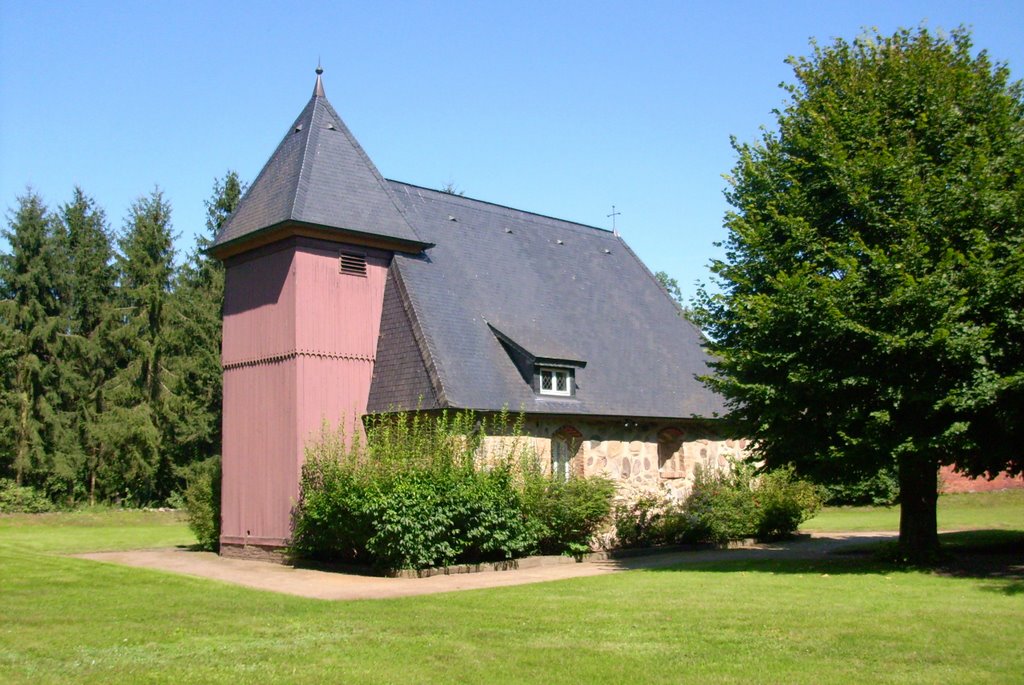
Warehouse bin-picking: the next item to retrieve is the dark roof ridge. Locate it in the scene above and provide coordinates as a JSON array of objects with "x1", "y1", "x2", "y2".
[
  {"x1": 390, "y1": 257, "x2": 449, "y2": 406},
  {"x1": 221, "y1": 97, "x2": 313, "y2": 244},
  {"x1": 316, "y1": 97, "x2": 421, "y2": 241},
  {"x1": 290, "y1": 95, "x2": 319, "y2": 222},
  {"x1": 386, "y1": 179, "x2": 613, "y2": 236},
  {"x1": 615, "y1": 231, "x2": 705, "y2": 331}
]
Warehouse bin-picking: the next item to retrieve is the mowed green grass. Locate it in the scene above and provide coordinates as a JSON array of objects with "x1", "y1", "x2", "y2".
[
  {"x1": 803, "y1": 489, "x2": 1024, "y2": 532},
  {"x1": 1, "y1": 494, "x2": 1022, "y2": 684}
]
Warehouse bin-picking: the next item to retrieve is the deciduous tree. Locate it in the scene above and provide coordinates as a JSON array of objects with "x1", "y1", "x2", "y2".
[{"x1": 694, "y1": 27, "x2": 1024, "y2": 562}]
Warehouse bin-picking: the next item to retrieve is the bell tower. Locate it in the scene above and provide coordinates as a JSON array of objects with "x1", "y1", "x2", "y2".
[{"x1": 209, "y1": 68, "x2": 428, "y2": 558}]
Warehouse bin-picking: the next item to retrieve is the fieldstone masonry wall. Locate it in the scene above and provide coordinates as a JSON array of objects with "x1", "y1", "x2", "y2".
[{"x1": 486, "y1": 417, "x2": 748, "y2": 501}]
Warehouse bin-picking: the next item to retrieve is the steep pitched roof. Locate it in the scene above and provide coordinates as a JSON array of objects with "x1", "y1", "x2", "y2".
[
  {"x1": 368, "y1": 183, "x2": 728, "y2": 420},
  {"x1": 212, "y1": 71, "x2": 423, "y2": 253}
]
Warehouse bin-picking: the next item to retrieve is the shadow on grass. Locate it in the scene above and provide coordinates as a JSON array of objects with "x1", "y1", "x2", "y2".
[{"x1": 639, "y1": 529, "x2": 1023, "y2": 595}]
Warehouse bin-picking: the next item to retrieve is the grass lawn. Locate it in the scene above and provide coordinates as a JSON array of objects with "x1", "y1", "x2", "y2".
[
  {"x1": 1, "y1": 495, "x2": 1022, "y2": 684},
  {"x1": 802, "y1": 489, "x2": 1024, "y2": 533}
]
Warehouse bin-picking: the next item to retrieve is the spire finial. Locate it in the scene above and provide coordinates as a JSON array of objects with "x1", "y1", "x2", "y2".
[{"x1": 313, "y1": 60, "x2": 325, "y2": 97}]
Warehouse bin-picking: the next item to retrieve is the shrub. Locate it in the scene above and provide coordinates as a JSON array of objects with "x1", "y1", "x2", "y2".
[
  {"x1": 0, "y1": 479, "x2": 56, "y2": 513},
  {"x1": 754, "y1": 466, "x2": 824, "y2": 539},
  {"x1": 179, "y1": 457, "x2": 221, "y2": 551},
  {"x1": 290, "y1": 453, "x2": 373, "y2": 563},
  {"x1": 614, "y1": 493, "x2": 670, "y2": 548},
  {"x1": 674, "y1": 461, "x2": 823, "y2": 543},
  {"x1": 523, "y1": 471, "x2": 616, "y2": 556},
  {"x1": 292, "y1": 411, "x2": 617, "y2": 570},
  {"x1": 682, "y1": 463, "x2": 759, "y2": 542},
  {"x1": 449, "y1": 462, "x2": 536, "y2": 562}
]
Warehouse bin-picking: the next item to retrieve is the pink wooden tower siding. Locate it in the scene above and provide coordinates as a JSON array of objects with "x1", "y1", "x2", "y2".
[
  {"x1": 220, "y1": 240, "x2": 390, "y2": 550},
  {"x1": 210, "y1": 67, "x2": 428, "y2": 557}
]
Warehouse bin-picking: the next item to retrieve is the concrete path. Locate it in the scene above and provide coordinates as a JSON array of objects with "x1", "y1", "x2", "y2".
[{"x1": 74, "y1": 532, "x2": 896, "y2": 601}]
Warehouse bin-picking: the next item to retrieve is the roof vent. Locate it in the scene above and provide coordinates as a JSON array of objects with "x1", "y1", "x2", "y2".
[
  {"x1": 556, "y1": 239, "x2": 564, "y2": 245},
  {"x1": 339, "y1": 251, "x2": 367, "y2": 277},
  {"x1": 327, "y1": 123, "x2": 337, "y2": 131},
  {"x1": 294, "y1": 123, "x2": 304, "y2": 133},
  {"x1": 504, "y1": 227, "x2": 513, "y2": 234},
  {"x1": 602, "y1": 248, "x2": 611, "y2": 254},
  {"x1": 448, "y1": 215, "x2": 457, "y2": 222}
]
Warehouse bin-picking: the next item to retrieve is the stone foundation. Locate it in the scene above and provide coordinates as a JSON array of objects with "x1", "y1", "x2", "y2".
[{"x1": 219, "y1": 541, "x2": 289, "y2": 563}]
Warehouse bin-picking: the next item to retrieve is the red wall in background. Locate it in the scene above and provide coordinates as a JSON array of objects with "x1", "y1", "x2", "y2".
[{"x1": 940, "y1": 465, "x2": 1024, "y2": 494}]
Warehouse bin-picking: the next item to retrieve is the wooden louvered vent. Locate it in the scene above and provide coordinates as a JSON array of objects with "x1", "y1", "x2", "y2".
[{"x1": 339, "y1": 251, "x2": 367, "y2": 277}]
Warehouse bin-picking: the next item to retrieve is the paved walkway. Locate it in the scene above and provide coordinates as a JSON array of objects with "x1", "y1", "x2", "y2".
[{"x1": 74, "y1": 532, "x2": 896, "y2": 601}]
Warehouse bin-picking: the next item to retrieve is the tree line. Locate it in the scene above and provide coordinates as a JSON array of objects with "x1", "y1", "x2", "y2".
[{"x1": 0, "y1": 173, "x2": 244, "y2": 506}]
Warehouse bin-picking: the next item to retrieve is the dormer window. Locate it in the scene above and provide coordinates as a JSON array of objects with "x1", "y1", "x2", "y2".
[
  {"x1": 486, "y1": 323, "x2": 585, "y2": 399},
  {"x1": 539, "y1": 367, "x2": 572, "y2": 396}
]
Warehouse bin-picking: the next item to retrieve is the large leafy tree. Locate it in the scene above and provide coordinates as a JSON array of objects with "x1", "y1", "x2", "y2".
[{"x1": 695, "y1": 27, "x2": 1024, "y2": 561}]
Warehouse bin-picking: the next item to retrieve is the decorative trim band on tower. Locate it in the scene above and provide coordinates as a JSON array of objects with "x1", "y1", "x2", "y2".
[{"x1": 222, "y1": 349, "x2": 376, "y2": 370}]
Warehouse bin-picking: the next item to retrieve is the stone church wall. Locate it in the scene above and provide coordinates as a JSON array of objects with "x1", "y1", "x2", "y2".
[{"x1": 483, "y1": 416, "x2": 749, "y2": 502}]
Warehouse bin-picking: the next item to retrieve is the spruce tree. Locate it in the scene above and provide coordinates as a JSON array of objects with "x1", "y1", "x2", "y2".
[
  {"x1": 164, "y1": 172, "x2": 243, "y2": 480},
  {"x1": 56, "y1": 188, "x2": 116, "y2": 503},
  {"x1": 101, "y1": 189, "x2": 177, "y2": 503},
  {"x1": 0, "y1": 191, "x2": 71, "y2": 489}
]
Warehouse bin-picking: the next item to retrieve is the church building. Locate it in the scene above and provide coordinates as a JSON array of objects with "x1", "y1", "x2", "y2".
[{"x1": 209, "y1": 68, "x2": 745, "y2": 558}]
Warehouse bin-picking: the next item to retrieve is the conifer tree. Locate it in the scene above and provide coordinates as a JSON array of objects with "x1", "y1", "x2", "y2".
[
  {"x1": 0, "y1": 192, "x2": 71, "y2": 488},
  {"x1": 56, "y1": 188, "x2": 116, "y2": 503},
  {"x1": 100, "y1": 189, "x2": 177, "y2": 503},
  {"x1": 164, "y1": 172, "x2": 244, "y2": 477}
]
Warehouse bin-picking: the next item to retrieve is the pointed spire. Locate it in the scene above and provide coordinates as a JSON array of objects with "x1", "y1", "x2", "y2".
[
  {"x1": 210, "y1": 64, "x2": 426, "y2": 257},
  {"x1": 313, "y1": 60, "x2": 325, "y2": 98}
]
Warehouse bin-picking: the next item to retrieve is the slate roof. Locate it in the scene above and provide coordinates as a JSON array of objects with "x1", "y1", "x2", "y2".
[
  {"x1": 367, "y1": 183, "x2": 728, "y2": 420},
  {"x1": 218, "y1": 69, "x2": 727, "y2": 421},
  {"x1": 211, "y1": 71, "x2": 424, "y2": 252}
]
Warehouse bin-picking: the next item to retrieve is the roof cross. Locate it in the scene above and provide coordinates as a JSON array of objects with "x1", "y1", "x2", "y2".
[{"x1": 607, "y1": 205, "x2": 621, "y2": 236}]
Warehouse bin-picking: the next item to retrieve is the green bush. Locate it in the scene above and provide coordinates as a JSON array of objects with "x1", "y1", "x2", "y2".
[
  {"x1": 523, "y1": 471, "x2": 616, "y2": 556},
  {"x1": 614, "y1": 493, "x2": 670, "y2": 548},
  {"x1": 289, "y1": 454, "x2": 372, "y2": 563},
  {"x1": 682, "y1": 463, "x2": 759, "y2": 543},
  {"x1": 179, "y1": 457, "x2": 221, "y2": 551},
  {"x1": 291, "y1": 411, "x2": 616, "y2": 570},
  {"x1": 0, "y1": 478, "x2": 56, "y2": 513},
  {"x1": 754, "y1": 466, "x2": 824, "y2": 539},
  {"x1": 678, "y1": 461, "x2": 823, "y2": 543}
]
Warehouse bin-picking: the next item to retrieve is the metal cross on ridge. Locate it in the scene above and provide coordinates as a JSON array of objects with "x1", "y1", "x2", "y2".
[{"x1": 607, "y1": 205, "x2": 621, "y2": 235}]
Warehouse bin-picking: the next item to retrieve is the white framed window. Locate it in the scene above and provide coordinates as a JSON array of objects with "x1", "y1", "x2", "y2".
[{"x1": 539, "y1": 367, "x2": 572, "y2": 396}]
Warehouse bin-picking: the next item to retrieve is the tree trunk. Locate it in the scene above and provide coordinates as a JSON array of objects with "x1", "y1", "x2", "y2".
[{"x1": 898, "y1": 454, "x2": 939, "y2": 563}]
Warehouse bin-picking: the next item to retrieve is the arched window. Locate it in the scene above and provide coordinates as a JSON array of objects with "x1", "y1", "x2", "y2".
[
  {"x1": 551, "y1": 426, "x2": 582, "y2": 481},
  {"x1": 657, "y1": 427, "x2": 686, "y2": 478}
]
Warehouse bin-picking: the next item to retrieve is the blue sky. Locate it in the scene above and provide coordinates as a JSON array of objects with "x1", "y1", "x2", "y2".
[{"x1": 2, "y1": 1, "x2": 1022, "y2": 301}]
